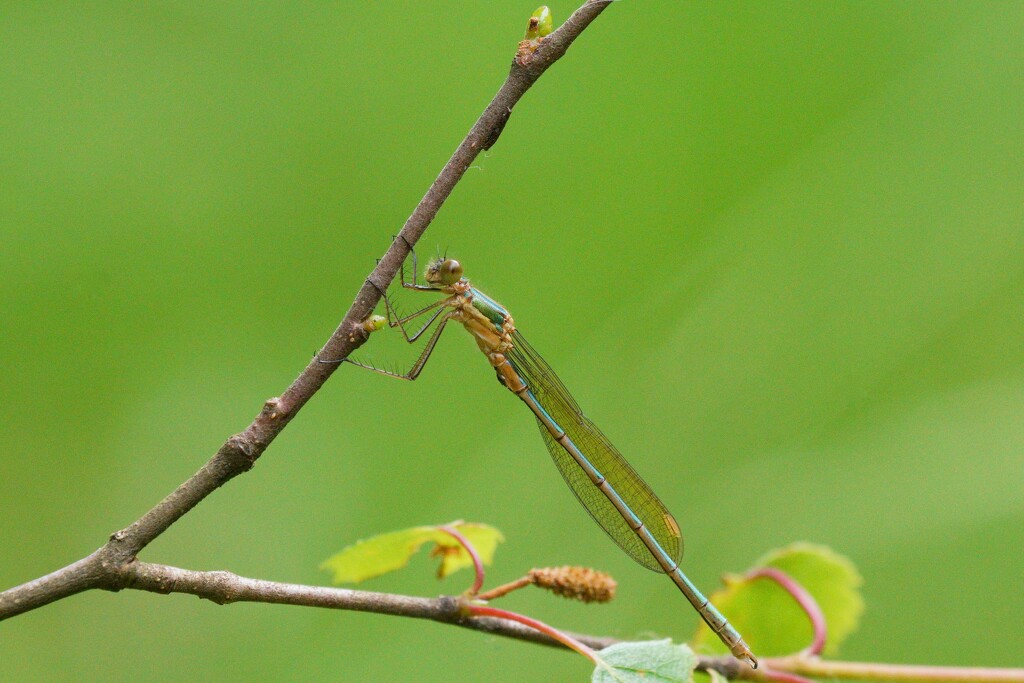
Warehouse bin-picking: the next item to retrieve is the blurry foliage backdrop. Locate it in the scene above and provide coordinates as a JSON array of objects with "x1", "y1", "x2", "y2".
[{"x1": 1, "y1": 2, "x2": 1022, "y2": 681}]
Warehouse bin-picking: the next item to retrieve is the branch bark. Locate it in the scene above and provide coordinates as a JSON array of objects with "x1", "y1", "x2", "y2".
[
  {"x1": 16, "y1": 559, "x2": 1021, "y2": 683},
  {"x1": 0, "y1": 0, "x2": 614, "y2": 622},
  {"x1": 121, "y1": 561, "x2": 618, "y2": 651}
]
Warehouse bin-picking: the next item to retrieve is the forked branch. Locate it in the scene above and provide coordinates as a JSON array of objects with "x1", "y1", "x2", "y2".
[{"x1": 0, "y1": 0, "x2": 615, "y2": 621}]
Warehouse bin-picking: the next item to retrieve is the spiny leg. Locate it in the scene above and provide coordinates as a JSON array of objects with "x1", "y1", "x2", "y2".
[
  {"x1": 394, "y1": 234, "x2": 418, "y2": 288},
  {"x1": 402, "y1": 238, "x2": 419, "y2": 288},
  {"x1": 393, "y1": 304, "x2": 448, "y2": 343},
  {"x1": 317, "y1": 276, "x2": 446, "y2": 366},
  {"x1": 370, "y1": 277, "x2": 453, "y2": 343},
  {"x1": 344, "y1": 313, "x2": 453, "y2": 380},
  {"x1": 394, "y1": 235, "x2": 428, "y2": 291},
  {"x1": 396, "y1": 240, "x2": 438, "y2": 292},
  {"x1": 321, "y1": 265, "x2": 453, "y2": 370}
]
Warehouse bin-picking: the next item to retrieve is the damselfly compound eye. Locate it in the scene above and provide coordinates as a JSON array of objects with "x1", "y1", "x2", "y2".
[{"x1": 441, "y1": 259, "x2": 463, "y2": 284}]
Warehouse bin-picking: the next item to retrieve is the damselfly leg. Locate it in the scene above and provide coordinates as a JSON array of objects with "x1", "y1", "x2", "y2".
[{"x1": 324, "y1": 249, "x2": 456, "y2": 379}]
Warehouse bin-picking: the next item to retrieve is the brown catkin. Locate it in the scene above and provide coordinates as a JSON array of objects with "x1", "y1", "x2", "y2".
[{"x1": 528, "y1": 566, "x2": 617, "y2": 603}]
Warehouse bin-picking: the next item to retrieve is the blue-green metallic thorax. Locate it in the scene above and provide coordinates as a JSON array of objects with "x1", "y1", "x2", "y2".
[{"x1": 469, "y1": 286, "x2": 507, "y2": 332}]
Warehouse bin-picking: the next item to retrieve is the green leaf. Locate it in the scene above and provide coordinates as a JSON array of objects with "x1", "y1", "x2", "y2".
[
  {"x1": 692, "y1": 542, "x2": 864, "y2": 657},
  {"x1": 319, "y1": 522, "x2": 504, "y2": 584},
  {"x1": 593, "y1": 640, "x2": 696, "y2": 683}
]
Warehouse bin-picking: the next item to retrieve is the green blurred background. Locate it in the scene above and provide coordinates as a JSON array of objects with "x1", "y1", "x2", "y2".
[{"x1": 2, "y1": 2, "x2": 1022, "y2": 680}]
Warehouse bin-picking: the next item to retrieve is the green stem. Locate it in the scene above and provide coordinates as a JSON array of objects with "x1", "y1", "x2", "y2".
[{"x1": 763, "y1": 656, "x2": 1024, "y2": 683}]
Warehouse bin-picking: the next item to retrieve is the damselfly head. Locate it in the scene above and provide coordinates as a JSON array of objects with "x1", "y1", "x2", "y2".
[{"x1": 425, "y1": 258, "x2": 463, "y2": 287}]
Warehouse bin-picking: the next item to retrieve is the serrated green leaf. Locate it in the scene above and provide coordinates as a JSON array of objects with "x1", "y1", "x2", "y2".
[
  {"x1": 692, "y1": 542, "x2": 864, "y2": 657},
  {"x1": 319, "y1": 522, "x2": 504, "y2": 584},
  {"x1": 593, "y1": 640, "x2": 696, "y2": 683}
]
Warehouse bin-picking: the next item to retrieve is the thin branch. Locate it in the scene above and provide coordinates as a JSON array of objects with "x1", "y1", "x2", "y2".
[
  {"x1": 120, "y1": 561, "x2": 619, "y2": 653},
  {"x1": 476, "y1": 576, "x2": 533, "y2": 602},
  {"x1": 764, "y1": 657, "x2": 1024, "y2": 683},
  {"x1": 26, "y1": 559, "x2": 1023, "y2": 683},
  {"x1": 110, "y1": 562, "x2": 1024, "y2": 683},
  {"x1": 0, "y1": 0, "x2": 614, "y2": 622}
]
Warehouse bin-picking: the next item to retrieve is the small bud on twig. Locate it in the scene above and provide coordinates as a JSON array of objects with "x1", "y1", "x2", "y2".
[
  {"x1": 362, "y1": 315, "x2": 387, "y2": 333},
  {"x1": 516, "y1": 6, "x2": 554, "y2": 66}
]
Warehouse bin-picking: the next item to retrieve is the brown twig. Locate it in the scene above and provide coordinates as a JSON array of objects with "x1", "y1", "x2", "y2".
[
  {"x1": 122, "y1": 561, "x2": 620, "y2": 652},
  {"x1": 477, "y1": 576, "x2": 534, "y2": 602},
  {"x1": 0, "y1": 0, "x2": 615, "y2": 622},
  {"x1": 13, "y1": 559, "x2": 1023, "y2": 683}
]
